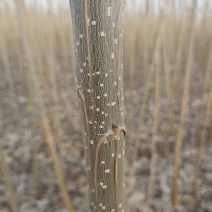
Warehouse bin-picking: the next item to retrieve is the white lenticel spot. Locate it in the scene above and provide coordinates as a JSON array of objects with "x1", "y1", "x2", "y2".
[
  {"x1": 105, "y1": 169, "x2": 110, "y2": 173},
  {"x1": 92, "y1": 21, "x2": 96, "y2": 25},
  {"x1": 104, "y1": 93, "x2": 108, "y2": 97},
  {"x1": 96, "y1": 108, "x2": 100, "y2": 111},
  {"x1": 90, "y1": 140, "x2": 94, "y2": 145},
  {"x1": 107, "y1": 7, "x2": 112, "y2": 16},
  {"x1": 100, "y1": 84, "x2": 104, "y2": 87},
  {"x1": 112, "y1": 153, "x2": 114, "y2": 157},
  {"x1": 100, "y1": 31, "x2": 106, "y2": 37},
  {"x1": 111, "y1": 102, "x2": 116, "y2": 106},
  {"x1": 97, "y1": 96, "x2": 100, "y2": 99},
  {"x1": 101, "y1": 161, "x2": 105, "y2": 164}
]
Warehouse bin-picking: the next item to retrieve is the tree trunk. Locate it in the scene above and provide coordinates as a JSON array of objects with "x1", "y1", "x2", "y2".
[{"x1": 69, "y1": 0, "x2": 126, "y2": 211}]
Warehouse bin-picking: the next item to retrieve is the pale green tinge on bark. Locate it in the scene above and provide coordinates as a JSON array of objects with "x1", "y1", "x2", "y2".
[{"x1": 69, "y1": 0, "x2": 125, "y2": 211}]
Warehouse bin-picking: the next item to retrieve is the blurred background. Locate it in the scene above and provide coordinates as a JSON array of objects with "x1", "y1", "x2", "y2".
[{"x1": 0, "y1": 0, "x2": 212, "y2": 211}]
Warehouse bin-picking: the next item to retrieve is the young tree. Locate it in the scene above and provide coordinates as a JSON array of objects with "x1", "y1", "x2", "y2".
[{"x1": 69, "y1": 0, "x2": 126, "y2": 211}]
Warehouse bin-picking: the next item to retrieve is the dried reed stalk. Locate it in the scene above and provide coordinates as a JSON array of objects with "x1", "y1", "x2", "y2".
[
  {"x1": 173, "y1": 0, "x2": 197, "y2": 206},
  {"x1": 147, "y1": 43, "x2": 161, "y2": 203},
  {"x1": 14, "y1": 0, "x2": 74, "y2": 211}
]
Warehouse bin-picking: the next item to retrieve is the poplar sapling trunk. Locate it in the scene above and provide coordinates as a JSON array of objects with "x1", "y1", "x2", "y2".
[{"x1": 69, "y1": 0, "x2": 126, "y2": 211}]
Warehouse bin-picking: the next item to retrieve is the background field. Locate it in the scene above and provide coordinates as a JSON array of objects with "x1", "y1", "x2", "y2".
[{"x1": 0, "y1": 0, "x2": 212, "y2": 211}]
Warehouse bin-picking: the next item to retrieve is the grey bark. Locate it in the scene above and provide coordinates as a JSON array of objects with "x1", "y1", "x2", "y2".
[{"x1": 69, "y1": 0, "x2": 126, "y2": 211}]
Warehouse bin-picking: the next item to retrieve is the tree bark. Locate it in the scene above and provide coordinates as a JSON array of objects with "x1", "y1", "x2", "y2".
[{"x1": 69, "y1": 0, "x2": 126, "y2": 211}]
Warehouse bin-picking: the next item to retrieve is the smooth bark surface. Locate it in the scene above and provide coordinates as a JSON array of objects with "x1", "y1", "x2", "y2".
[{"x1": 69, "y1": 0, "x2": 125, "y2": 211}]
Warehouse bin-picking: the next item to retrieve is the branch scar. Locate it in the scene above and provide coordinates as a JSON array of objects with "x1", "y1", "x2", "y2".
[{"x1": 94, "y1": 124, "x2": 126, "y2": 208}]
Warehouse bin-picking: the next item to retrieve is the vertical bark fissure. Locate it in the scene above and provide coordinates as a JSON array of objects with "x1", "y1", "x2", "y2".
[
  {"x1": 77, "y1": 87, "x2": 91, "y2": 142},
  {"x1": 84, "y1": 0, "x2": 95, "y2": 123},
  {"x1": 115, "y1": 5, "x2": 123, "y2": 109}
]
